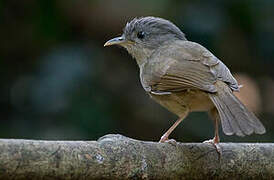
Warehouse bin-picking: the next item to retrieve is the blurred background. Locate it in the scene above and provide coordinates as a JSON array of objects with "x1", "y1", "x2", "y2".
[{"x1": 0, "y1": 0, "x2": 273, "y2": 142}]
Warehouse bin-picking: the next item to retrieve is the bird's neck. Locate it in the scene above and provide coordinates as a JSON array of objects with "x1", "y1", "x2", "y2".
[
  {"x1": 125, "y1": 46, "x2": 154, "y2": 67},
  {"x1": 132, "y1": 40, "x2": 179, "y2": 66}
]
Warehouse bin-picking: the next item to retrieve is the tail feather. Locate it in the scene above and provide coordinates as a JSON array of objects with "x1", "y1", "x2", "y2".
[{"x1": 209, "y1": 82, "x2": 266, "y2": 136}]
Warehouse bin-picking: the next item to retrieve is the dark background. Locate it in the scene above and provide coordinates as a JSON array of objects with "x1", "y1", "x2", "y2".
[{"x1": 1, "y1": 0, "x2": 273, "y2": 143}]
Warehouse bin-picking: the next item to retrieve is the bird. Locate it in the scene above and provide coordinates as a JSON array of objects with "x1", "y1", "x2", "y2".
[{"x1": 104, "y1": 16, "x2": 265, "y2": 151}]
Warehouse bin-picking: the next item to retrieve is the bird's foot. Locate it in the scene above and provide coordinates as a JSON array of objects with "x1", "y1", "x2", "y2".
[
  {"x1": 159, "y1": 134, "x2": 177, "y2": 145},
  {"x1": 203, "y1": 137, "x2": 222, "y2": 155}
]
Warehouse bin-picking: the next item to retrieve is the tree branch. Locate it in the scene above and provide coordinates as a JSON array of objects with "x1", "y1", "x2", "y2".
[{"x1": 0, "y1": 134, "x2": 273, "y2": 179}]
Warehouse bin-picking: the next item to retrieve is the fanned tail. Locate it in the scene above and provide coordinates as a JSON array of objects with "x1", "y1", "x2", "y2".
[{"x1": 209, "y1": 81, "x2": 265, "y2": 136}]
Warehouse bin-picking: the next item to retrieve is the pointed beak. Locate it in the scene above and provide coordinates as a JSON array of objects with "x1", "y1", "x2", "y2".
[{"x1": 104, "y1": 36, "x2": 127, "y2": 47}]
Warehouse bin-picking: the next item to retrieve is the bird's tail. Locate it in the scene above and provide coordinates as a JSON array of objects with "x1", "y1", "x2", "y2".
[{"x1": 209, "y1": 81, "x2": 265, "y2": 136}]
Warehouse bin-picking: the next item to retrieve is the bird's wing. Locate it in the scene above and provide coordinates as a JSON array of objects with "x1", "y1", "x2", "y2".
[{"x1": 141, "y1": 41, "x2": 239, "y2": 94}]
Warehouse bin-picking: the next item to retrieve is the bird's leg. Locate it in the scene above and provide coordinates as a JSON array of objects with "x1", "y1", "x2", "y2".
[
  {"x1": 203, "y1": 123, "x2": 221, "y2": 153},
  {"x1": 159, "y1": 117, "x2": 183, "y2": 143},
  {"x1": 203, "y1": 109, "x2": 221, "y2": 154}
]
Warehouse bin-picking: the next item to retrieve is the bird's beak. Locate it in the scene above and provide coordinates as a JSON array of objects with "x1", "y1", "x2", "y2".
[{"x1": 104, "y1": 36, "x2": 127, "y2": 47}]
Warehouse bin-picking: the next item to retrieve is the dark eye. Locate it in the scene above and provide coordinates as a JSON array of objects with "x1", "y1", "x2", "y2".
[{"x1": 137, "y1": 31, "x2": 145, "y2": 39}]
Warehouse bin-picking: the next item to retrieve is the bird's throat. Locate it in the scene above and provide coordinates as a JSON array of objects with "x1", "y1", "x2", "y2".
[{"x1": 125, "y1": 45, "x2": 154, "y2": 67}]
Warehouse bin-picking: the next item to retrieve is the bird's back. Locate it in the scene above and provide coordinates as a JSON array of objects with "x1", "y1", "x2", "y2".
[{"x1": 140, "y1": 40, "x2": 239, "y2": 95}]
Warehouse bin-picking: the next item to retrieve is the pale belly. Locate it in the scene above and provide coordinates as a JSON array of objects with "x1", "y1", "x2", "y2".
[{"x1": 149, "y1": 89, "x2": 215, "y2": 117}]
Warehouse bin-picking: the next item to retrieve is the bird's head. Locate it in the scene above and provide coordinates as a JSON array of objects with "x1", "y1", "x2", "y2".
[{"x1": 104, "y1": 16, "x2": 186, "y2": 65}]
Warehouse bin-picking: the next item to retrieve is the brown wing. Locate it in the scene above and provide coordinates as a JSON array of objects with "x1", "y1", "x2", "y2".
[{"x1": 141, "y1": 41, "x2": 239, "y2": 93}]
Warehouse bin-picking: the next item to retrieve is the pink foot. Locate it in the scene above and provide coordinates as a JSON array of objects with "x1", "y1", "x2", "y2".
[
  {"x1": 159, "y1": 134, "x2": 177, "y2": 145},
  {"x1": 203, "y1": 138, "x2": 222, "y2": 155}
]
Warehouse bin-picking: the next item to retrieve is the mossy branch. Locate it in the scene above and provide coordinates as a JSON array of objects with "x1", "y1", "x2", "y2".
[{"x1": 0, "y1": 134, "x2": 273, "y2": 179}]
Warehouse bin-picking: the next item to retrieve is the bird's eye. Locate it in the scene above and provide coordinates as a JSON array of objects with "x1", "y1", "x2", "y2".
[{"x1": 137, "y1": 31, "x2": 145, "y2": 39}]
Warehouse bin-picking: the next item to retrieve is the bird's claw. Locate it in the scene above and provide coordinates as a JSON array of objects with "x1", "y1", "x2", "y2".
[
  {"x1": 159, "y1": 134, "x2": 177, "y2": 145},
  {"x1": 203, "y1": 138, "x2": 222, "y2": 155},
  {"x1": 160, "y1": 138, "x2": 177, "y2": 146}
]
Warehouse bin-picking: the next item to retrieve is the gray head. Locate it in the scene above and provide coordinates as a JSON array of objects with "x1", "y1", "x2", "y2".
[{"x1": 104, "y1": 17, "x2": 186, "y2": 65}]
